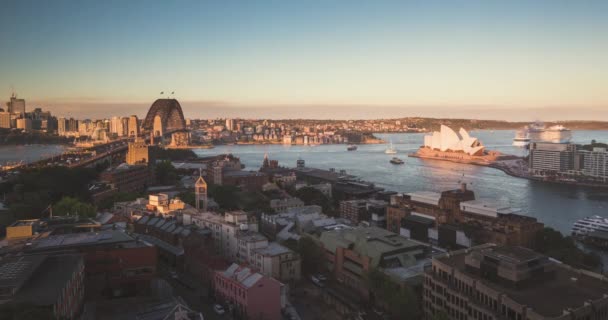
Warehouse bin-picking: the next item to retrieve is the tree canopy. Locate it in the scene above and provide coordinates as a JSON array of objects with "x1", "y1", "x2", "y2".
[
  {"x1": 365, "y1": 268, "x2": 421, "y2": 319},
  {"x1": 297, "y1": 236, "x2": 326, "y2": 275},
  {"x1": 533, "y1": 227, "x2": 601, "y2": 270},
  {"x1": 53, "y1": 196, "x2": 96, "y2": 218},
  {"x1": 295, "y1": 186, "x2": 334, "y2": 215},
  {"x1": 154, "y1": 160, "x2": 178, "y2": 185}
]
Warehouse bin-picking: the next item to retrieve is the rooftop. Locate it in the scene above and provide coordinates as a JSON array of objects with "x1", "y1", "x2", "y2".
[
  {"x1": 220, "y1": 263, "x2": 265, "y2": 288},
  {"x1": 253, "y1": 242, "x2": 292, "y2": 257},
  {"x1": 27, "y1": 230, "x2": 142, "y2": 252},
  {"x1": 320, "y1": 226, "x2": 427, "y2": 268},
  {"x1": 437, "y1": 246, "x2": 608, "y2": 318}
]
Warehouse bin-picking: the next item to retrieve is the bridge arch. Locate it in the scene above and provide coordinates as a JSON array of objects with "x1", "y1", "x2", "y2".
[{"x1": 142, "y1": 99, "x2": 186, "y2": 133}]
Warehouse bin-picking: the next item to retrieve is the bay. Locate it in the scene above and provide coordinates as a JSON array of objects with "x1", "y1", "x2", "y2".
[{"x1": 193, "y1": 130, "x2": 608, "y2": 234}]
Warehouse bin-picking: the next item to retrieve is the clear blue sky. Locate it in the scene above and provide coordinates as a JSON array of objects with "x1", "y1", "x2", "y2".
[{"x1": 0, "y1": 0, "x2": 606, "y2": 120}]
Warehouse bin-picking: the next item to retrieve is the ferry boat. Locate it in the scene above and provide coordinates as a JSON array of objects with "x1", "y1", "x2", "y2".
[
  {"x1": 347, "y1": 145, "x2": 357, "y2": 151},
  {"x1": 385, "y1": 141, "x2": 397, "y2": 154},
  {"x1": 390, "y1": 157, "x2": 404, "y2": 165},
  {"x1": 571, "y1": 215, "x2": 608, "y2": 237}
]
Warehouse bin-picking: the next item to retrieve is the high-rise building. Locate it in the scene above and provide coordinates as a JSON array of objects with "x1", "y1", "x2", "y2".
[
  {"x1": 128, "y1": 115, "x2": 139, "y2": 137},
  {"x1": 120, "y1": 117, "x2": 129, "y2": 136},
  {"x1": 7, "y1": 95, "x2": 25, "y2": 115},
  {"x1": 225, "y1": 118, "x2": 234, "y2": 131},
  {"x1": 424, "y1": 245, "x2": 608, "y2": 320},
  {"x1": 0, "y1": 112, "x2": 11, "y2": 129},
  {"x1": 529, "y1": 142, "x2": 576, "y2": 175},
  {"x1": 16, "y1": 118, "x2": 32, "y2": 131},
  {"x1": 58, "y1": 117, "x2": 67, "y2": 135}
]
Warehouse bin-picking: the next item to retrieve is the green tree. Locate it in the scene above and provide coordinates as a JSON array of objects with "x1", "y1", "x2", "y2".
[
  {"x1": 98, "y1": 192, "x2": 141, "y2": 210},
  {"x1": 208, "y1": 185, "x2": 239, "y2": 210},
  {"x1": 295, "y1": 187, "x2": 333, "y2": 214},
  {"x1": 53, "y1": 196, "x2": 96, "y2": 218},
  {"x1": 155, "y1": 161, "x2": 178, "y2": 185},
  {"x1": 297, "y1": 236, "x2": 326, "y2": 274},
  {"x1": 533, "y1": 227, "x2": 601, "y2": 270},
  {"x1": 176, "y1": 191, "x2": 196, "y2": 207},
  {"x1": 364, "y1": 268, "x2": 421, "y2": 319}
]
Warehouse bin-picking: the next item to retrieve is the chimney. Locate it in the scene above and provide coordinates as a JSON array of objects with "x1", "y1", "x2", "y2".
[{"x1": 460, "y1": 183, "x2": 467, "y2": 192}]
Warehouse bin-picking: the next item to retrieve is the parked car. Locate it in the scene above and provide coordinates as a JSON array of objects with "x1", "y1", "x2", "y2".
[
  {"x1": 310, "y1": 275, "x2": 325, "y2": 288},
  {"x1": 213, "y1": 304, "x2": 225, "y2": 315},
  {"x1": 315, "y1": 274, "x2": 327, "y2": 281}
]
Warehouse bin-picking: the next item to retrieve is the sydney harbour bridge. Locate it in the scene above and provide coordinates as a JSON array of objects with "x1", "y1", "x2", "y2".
[{"x1": 142, "y1": 98, "x2": 190, "y2": 147}]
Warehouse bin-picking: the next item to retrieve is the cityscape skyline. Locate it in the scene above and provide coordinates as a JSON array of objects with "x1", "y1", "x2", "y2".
[{"x1": 2, "y1": 0, "x2": 607, "y2": 120}]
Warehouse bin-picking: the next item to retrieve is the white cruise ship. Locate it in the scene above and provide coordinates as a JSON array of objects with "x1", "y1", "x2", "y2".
[
  {"x1": 528, "y1": 122, "x2": 572, "y2": 143},
  {"x1": 571, "y1": 215, "x2": 608, "y2": 237},
  {"x1": 512, "y1": 129, "x2": 530, "y2": 147}
]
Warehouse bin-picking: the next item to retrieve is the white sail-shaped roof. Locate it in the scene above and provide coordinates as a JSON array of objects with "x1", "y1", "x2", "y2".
[{"x1": 423, "y1": 125, "x2": 485, "y2": 156}]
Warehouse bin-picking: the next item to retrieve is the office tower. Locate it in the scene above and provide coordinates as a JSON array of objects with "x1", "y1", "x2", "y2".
[
  {"x1": 57, "y1": 117, "x2": 67, "y2": 135},
  {"x1": 225, "y1": 118, "x2": 234, "y2": 131},
  {"x1": 7, "y1": 94, "x2": 25, "y2": 115},
  {"x1": 0, "y1": 112, "x2": 11, "y2": 128}
]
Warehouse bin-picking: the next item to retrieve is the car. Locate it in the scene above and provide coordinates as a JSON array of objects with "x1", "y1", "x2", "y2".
[
  {"x1": 213, "y1": 304, "x2": 225, "y2": 315},
  {"x1": 310, "y1": 276, "x2": 325, "y2": 288},
  {"x1": 315, "y1": 274, "x2": 327, "y2": 281}
]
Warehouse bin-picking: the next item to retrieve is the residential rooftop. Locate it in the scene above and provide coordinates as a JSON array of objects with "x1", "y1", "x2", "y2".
[{"x1": 253, "y1": 242, "x2": 292, "y2": 257}]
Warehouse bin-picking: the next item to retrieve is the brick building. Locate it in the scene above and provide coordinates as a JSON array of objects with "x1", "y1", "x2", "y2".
[
  {"x1": 214, "y1": 263, "x2": 284, "y2": 320},
  {"x1": 99, "y1": 163, "x2": 150, "y2": 193},
  {"x1": 424, "y1": 245, "x2": 608, "y2": 320},
  {"x1": 0, "y1": 254, "x2": 85, "y2": 320}
]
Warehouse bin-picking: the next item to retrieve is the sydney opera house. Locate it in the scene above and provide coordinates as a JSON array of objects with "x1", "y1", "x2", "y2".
[{"x1": 422, "y1": 125, "x2": 485, "y2": 156}]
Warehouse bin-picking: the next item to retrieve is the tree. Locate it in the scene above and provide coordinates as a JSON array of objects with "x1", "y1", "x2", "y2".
[
  {"x1": 154, "y1": 161, "x2": 178, "y2": 185},
  {"x1": 98, "y1": 192, "x2": 141, "y2": 210},
  {"x1": 295, "y1": 187, "x2": 333, "y2": 215},
  {"x1": 297, "y1": 236, "x2": 326, "y2": 274},
  {"x1": 364, "y1": 268, "x2": 421, "y2": 319},
  {"x1": 533, "y1": 227, "x2": 601, "y2": 270},
  {"x1": 208, "y1": 185, "x2": 239, "y2": 210},
  {"x1": 53, "y1": 196, "x2": 96, "y2": 218}
]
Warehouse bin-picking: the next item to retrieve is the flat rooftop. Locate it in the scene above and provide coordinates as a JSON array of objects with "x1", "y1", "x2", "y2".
[
  {"x1": 27, "y1": 230, "x2": 140, "y2": 252},
  {"x1": 437, "y1": 248, "x2": 608, "y2": 318},
  {"x1": 253, "y1": 242, "x2": 292, "y2": 257}
]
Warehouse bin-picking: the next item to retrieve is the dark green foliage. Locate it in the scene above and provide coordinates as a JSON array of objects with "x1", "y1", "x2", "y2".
[
  {"x1": 208, "y1": 185, "x2": 239, "y2": 210},
  {"x1": 297, "y1": 236, "x2": 326, "y2": 274},
  {"x1": 153, "y1": 148, "x2": 197, "y2": 161},
  {"x1": 365, "y1": 268, "x2": 421, "y2": 319},
  {"x1": 176, "y1": 191, "x2": 196, "y2": 207},
  {"x1": 98, "y1": 192, "x2": 141, "y2": 210},
  {"x1": 295, "y1": 187, "x2": 334, "y2": 215},
  {"x1": 4, "y1": 166, "x2": 97, "y2": 219},
  {"x1": 533, "y1": 227, "x2": 601, "y2": 270},
  {"x1": 53, "y1": 196, "x2": 96, "y2": 218},
  {"x1": 239, "y1": 191, "x2": 271, "y2": 212},
  {"x1": 154, "y1": 161, "x2": 178, "y2": 185},
  {"x1": 0, "y1": 303, "x2": 55, "y2": 320}
]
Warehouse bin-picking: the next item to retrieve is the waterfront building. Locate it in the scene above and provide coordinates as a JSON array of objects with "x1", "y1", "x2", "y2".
[
  {"x1": 214, "y1": 263, "x2": 284, "y2": 320},
  {"x1": 529, "y1": 142, "x2": 576, "y2": 176},
  {"x1": 15, "y1": 118, "x2": 32, "y2": 131},
  {"x1": 387, "y1": 185, "x2": 542, "y2": 248},
  {"x1": 424, "y1": 245, "x2": 608, "y2": 320},
  {"x1": 0, "y1": 254, "x2": 84, "y2": 320},
  {"x1": 579, "y1": 147, "x2": 608, "y2": 182}
]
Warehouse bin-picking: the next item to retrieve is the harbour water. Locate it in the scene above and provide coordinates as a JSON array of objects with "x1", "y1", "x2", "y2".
[
  {"x1": 193, "y1": 130, "x2": 608, "y2": 234},
  {"x1": 0, "y1": 144, "x2": 67, "y2": 166}
]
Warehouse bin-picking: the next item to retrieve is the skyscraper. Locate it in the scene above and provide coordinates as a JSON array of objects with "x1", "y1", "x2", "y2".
[{"x1": 7, "y1": 95, "x2": 25, "y2": 116}]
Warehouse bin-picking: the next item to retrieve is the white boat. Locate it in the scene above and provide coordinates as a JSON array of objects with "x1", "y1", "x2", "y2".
[
  {"x1": 571, "y1": 215, "x2": 608, "y2": 237},
  {"x1": 385, "y1": 141, "x2": 397, "y2": 154},
  {"x1": 512, "y1": 129, "x2": 530, "y2": 147}
]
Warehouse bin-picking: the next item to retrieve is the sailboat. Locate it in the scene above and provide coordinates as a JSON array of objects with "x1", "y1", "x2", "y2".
[{"x1": 385, "y1": 140, "x2": 397, "y2": 154}]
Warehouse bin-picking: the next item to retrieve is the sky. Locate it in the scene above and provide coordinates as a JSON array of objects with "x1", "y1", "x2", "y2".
[{"x1": 0, "y1": 0, "x2": 607, "y2": 120}]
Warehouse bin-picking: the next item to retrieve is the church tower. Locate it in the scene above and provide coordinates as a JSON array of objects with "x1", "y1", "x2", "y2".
[{"x1": 195, "y1": 169, "x2": 208, "y2": 211}]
